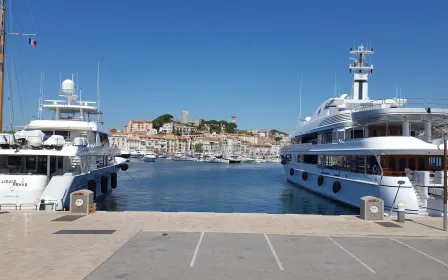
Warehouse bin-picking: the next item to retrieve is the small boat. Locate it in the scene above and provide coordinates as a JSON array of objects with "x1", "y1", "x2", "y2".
[
  {"x1": 143, "y1": 154, "x2": 156, "y2": 162},
  {"x1": 228, "y1": 155, "x2": 242, "y2": 163},
  {"x1": 241, "y1": 157, "x2": 255, "y2": 163},
  {"x1": 117, "y1": 150, "x2": 131, "y2": 159}
]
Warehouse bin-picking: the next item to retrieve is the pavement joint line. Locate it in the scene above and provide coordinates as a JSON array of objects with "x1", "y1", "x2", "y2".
[
  {"x1": 189, "y1": 231, "x2": 204, "y2": 268},
  {"x1": 327, "y1": 236, "x2": 376, "y2": 274},
  {"x1": 390, "y1": 238, "x2": 448, "y2": 267},
  {"x1": 264, "y1": 233, "x2": 284, "y2": 271}
]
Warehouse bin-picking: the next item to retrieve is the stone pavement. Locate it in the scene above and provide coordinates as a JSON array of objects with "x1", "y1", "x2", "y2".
[{"x1": 1, "y1": 211, "x2": 448, "y2": 280}]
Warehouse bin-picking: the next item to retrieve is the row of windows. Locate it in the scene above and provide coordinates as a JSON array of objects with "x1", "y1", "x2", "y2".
[{"x1": 284, "y1": 154, "x2": 379, "y2": 174}]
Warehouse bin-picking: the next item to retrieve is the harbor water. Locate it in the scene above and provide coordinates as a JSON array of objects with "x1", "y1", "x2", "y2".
[{"x1": 98, "y1": 159, "x2": 357, "y2": 215}]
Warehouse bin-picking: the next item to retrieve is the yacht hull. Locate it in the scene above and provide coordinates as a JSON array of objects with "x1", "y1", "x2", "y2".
[
  {"x1": 0, "y1": 164, "x2": 122, "y2": 211},
  {"x1": 283, "y1": 163, "x2": 421, "y2": 215}
]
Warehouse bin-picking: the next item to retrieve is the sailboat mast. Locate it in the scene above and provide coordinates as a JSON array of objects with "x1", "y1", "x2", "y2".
[{"x1": 0, "y1": 0, "x2": 6, "y2": 132}]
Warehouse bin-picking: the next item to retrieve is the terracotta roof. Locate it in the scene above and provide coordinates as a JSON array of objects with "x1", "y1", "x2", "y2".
[{"x1": 129, "y1": 120, "x2": 153, "y2": 123}]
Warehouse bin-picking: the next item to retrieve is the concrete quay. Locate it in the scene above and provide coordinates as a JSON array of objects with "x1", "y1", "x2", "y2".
[{"x1": 1, "y1": 211, "x2": 448, "y2": 280}]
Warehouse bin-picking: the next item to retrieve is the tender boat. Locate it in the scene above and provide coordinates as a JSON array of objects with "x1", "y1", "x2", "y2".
[
  {"x1": 143, "y1": 152, "x2": 157, "y2": 162},
  {"x1": 280, "y1": 44, "x2": 448, "y2": 216}
]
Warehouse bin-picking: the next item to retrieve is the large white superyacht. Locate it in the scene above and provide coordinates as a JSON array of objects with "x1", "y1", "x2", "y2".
[
  {"x1": 0, "y1": 77, "x2": 128, "y2": 211},
  {"x1": 280, "y1": 44, "x2": 448, "y2": 216}
]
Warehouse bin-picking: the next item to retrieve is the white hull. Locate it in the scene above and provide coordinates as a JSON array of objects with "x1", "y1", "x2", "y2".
[
  {"x1": 283, "y1": 163, "x2": 421, "y2": 215},
  {"x1": 143, "y1": 156, "x2": 156, "y2": 162},
  {"x1": 0, "y1": 163, "x2": 123, "y2": 211}
]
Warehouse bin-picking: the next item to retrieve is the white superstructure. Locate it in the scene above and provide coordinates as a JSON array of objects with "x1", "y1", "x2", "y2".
[
  {"x1": 281, "y1": 44, "x2": 448, "y2": 216},
  {"x1": 0, "y1": 79, "x2": 128, "y2": 211}
]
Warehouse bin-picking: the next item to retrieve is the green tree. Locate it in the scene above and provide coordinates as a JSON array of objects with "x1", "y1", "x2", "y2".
[
  {"x1": 274, "y1": 136, "x2": 282, "y2": 143},
  {"x1": 110, "y1": 128, "x2": 117, "y2": 133},
  {"x1": 247, "y1": 132, "x2": 254, "y2": 136},
  {"x1": 152, "y1": 114, "x2": 174, "y2": 129},
  {"x1": 194, "y1": 143, "x2": 204, "y2": 153}
]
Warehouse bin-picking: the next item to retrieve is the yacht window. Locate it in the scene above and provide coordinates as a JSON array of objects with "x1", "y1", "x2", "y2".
[
  {"x1": 399, "y1": 158, "x2": 406, "y2": 171},
  {"x1": 297, "y1": 154, "x2": 303, "y2": 163},
  {"x1": 429, "y1": 156, "x2": 442, "y2": 168},
  {"x1": 408, "y1": 158, "x2": 416, "y2": 170},
  {"x1": 418, "y1": 158, "x2": 425, "y2": 170},
  {"x1": 55, "y1": 131, "x2": 70, "y2": 140},
  {"x1": 353, "y1": 130, "x2": 364, "y2": 139},
  {"x1": 389, "y1": 130, "x2": 398, "y2": 136},
  {"x1": 26, "y1": 156, "x2": 37, "y2": 171},
  {"x1": 380, "y1": 130, "x2": 386, "y2": 136},
  {"x1": 42, "y1": 130, "x2": 54, "y2": 136},
  {"x1": 318, "y1": 108, "x2": 321, "y2": 116},
  {"x1": 58, "y1": 157, "x2": 63, "y2": 169},
  {"x1": 389, "y1": 158, "x2": 396, "y2": 170},
  {"x1": 285, "y1": 154, "x2": 292, "y2": 161},
  {"x1": 303, "y1": 155, "x2": 318, "y2": 164},
  {"x1": 100, "y1": 133, "x2": 109, "y2": 146},
  {"x1": 369, "y1": 130, "x2": 377, "y2": 137},
  {"x1": 8, "y1": 156, "x2": 21, "y2": 167}
]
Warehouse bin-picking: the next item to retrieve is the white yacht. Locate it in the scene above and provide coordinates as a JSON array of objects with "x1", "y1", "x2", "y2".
[
  {"x1": 280, "y1": 44, "x2": 448, "y2": 216},
  {"x1": 0, "y1": 79, "x2": 128, "y2": 211},
  {"x1": 143, "y1": 152, "x2": 157, "y2": 162}
]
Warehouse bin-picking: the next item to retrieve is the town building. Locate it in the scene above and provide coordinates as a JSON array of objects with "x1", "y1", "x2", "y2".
[
  {"x1": 173, "y1": 124, "x2": 197, "y2": 136},
  {"x1": 124, "y1": 120, "x2": 153, "y2": 133},
  {"x1": 159, "y1": 123, "x2": 173, "y2": 134}
]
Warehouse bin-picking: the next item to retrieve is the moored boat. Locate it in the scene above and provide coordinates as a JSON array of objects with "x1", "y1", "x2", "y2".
[{"x1": 280, "y1": 44, "x2": 448, "y2": 216}]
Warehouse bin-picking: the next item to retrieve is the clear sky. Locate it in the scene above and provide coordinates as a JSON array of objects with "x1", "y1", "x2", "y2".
[{"x1": 4, "y1": 0, "x2": 448, "y2": 133}]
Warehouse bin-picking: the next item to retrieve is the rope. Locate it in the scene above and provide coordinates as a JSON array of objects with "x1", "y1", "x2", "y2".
[{"x1": 27, "y1": 0, "x2": 38, "y2": 31}]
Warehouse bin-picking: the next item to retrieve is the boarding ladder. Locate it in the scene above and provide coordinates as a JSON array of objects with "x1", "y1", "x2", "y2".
[{"x1": 408, "y1": 170, "x2": 430, "y2": 216}]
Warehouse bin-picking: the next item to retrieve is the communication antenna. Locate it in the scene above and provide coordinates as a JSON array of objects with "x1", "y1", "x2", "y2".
[
  {"x1": 38, "y1": 72, "x2": 44, "y2": 119},
  {"x1": 97, "y1": 61, "x2": 100, "y2": 122},
  {"x1": 333, "y1": 72, "x2": 337, "y2": 98},
  {"x1": 299, "y1": 72, "x2": 303, "y2": 122}
]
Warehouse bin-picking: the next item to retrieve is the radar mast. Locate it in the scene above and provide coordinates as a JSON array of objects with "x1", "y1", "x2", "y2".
[{"x1": 349, "y1": 44, "x2": 374, "y2": 100}]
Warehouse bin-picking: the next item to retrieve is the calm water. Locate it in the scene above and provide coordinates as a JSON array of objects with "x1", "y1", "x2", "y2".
[{"x1": 98, "y1": 159, "x2": 357, "y2": 215}]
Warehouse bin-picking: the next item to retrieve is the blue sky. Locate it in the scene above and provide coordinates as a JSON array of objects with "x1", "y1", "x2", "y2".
[{"x1": 4, "y1": 0, "x2": 448, "y2": 133}]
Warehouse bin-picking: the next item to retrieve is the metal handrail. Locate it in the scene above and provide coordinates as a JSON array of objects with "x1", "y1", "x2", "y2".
[{"x1": 0, "y1": 203, "x2": 18, "y2": 210}]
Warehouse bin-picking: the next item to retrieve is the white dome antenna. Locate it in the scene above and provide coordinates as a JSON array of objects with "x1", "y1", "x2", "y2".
[{"x1": 61, "y1": 79, "x2": 75, "y2": 95}]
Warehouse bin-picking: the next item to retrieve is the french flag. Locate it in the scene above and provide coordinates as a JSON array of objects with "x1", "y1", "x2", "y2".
[{"x1": 28, "y1": 38, "x2": 37, "y2": 47}]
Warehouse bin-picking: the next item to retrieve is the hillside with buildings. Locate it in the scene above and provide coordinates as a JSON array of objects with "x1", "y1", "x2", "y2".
[{"x1": 109, "y1": 111, "x2": 290, "y2": 156}]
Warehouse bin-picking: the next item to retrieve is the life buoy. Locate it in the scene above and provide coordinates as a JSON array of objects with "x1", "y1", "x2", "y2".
[
  {"x1": 101, "y1": 175, "x2": 108, "y2": 194},
  {"x1": 120, "y1": 163, "x2": 129, "y2": 171},
  {"x1": 87, "y1": 179, "x2": 96, "y2": 200},
  {"x1": 302, "y1": 172, "x2": 308, "y2": 181},
  {"x1": 372, "y1": 165, "x2": 378, "y2": 174},
  {"x1": 317, "y1": 175, "x2": 324, "y2": 186},
  {"x1": 111, "y1": 173, "x2": 117, "y2": 189},
  {"x1": 290, "y1": 168, "x2": 295, "y2": 176},
  {"x1": 333, "y1": 181, "x2": 341, "y2": 193}
]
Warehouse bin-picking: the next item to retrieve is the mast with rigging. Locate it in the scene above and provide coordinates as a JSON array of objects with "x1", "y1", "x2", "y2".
[
  {"x1": 0, "y1": 0, "x2": 37, "y2": 132},
  {"x1": 0, "y1": 0, "x2": 7, "y2": 132}
]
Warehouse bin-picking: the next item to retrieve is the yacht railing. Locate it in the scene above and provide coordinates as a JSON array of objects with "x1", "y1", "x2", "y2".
[{"x1": 359, "y1": 97, "x2": 448, "y2": 111}]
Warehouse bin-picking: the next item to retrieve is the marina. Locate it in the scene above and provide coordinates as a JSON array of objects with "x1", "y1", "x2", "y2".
[{"x1": 0, "y1": 1, "x2": 447, "y2": 279}]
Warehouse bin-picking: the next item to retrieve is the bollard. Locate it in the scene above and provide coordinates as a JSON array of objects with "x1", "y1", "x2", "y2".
[{"x1": 397, "y1": 203, "x2": 405, "y2": 223}]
